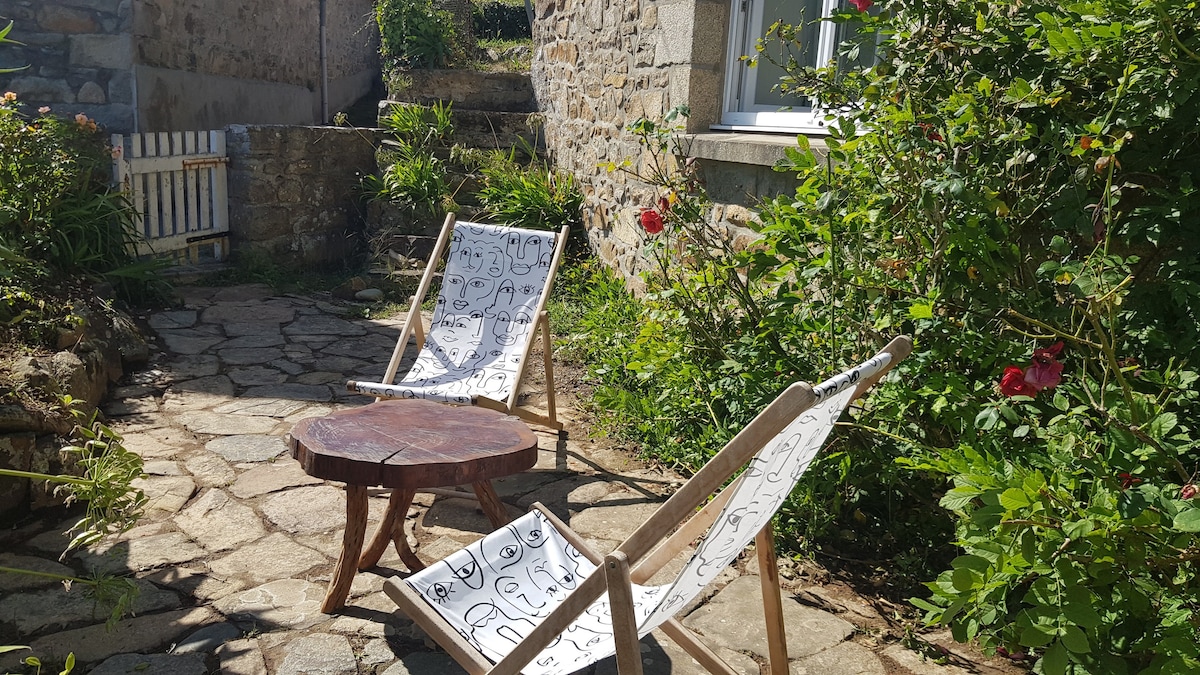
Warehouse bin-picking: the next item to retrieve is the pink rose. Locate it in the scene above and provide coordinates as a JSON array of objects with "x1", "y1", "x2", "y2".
[
  {"x1": 1182, "y1": 484, "x2": 1198, "y2": 500},
  {"x1": 849, "y1": 0, "x2": 873, "y2": 11},
  {"x1": 1024, "y1": 341, "x2": 1064, "y2": 392}
]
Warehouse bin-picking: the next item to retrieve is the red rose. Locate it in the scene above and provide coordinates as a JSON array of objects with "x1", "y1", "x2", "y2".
[
  {"x1": 1024, "y1": 341, "x2": 1064, "y2": 392},
  {"x1": 640, "y1": 209, "x2": 664, "y2": 235},
  {"x1": 849, "y1": 0, "x2": 873, "y2": 11},
  {"x1": 1182, "y1": 484, "x2": 1198, "y2": 500},
  {"x1": 1000, "y1": 366, "x2": 1037, "y2": 397}
]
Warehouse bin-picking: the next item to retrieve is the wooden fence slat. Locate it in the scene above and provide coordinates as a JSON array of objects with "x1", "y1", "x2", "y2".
[
  {"x1": 157, "y1": 132, "x2": 175, "y2": 239},
  {"x1": 171, "y1": 131, "x2": 186, "y2": 239},
  {"x1": 210, "y1": 130, "x2": 229, "y2": 260},
  {"x1": 110, "y1": 130, "x2": 229, "y2": 264}
]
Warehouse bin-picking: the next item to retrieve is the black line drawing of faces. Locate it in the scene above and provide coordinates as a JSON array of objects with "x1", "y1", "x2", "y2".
[
  {"x1": 463, "y1": 600, "x2": 535, "y2": 647},
  {"x1": 495, "y1": 572, "x2": 549, "y2": 617},
  {"x1": 460, "y1": 245, "x2": 485, "y2": 274},
  {"x1": 480, "y1": 526, "x2": 527, "y2": 573},
  {"x1": 493, "y1": 310, "x2": 518, "y2": 346},
  {"x1": 488, "y1": 279, "x2": 517, "y2": 317},
  {"x1": 448, "y1": 549, "x2": 486, "y2": 590},
  {"x1": 485, "y1": 244, "x2": 506, "y2": 278},
  {"x1": 446, "y1": 273, "x2": 495, "y2": 312}
]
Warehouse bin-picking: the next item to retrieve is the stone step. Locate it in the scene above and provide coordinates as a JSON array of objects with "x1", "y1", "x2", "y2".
[{"x1": 385, "y1": 69, "x2": 536, "y2": 112}]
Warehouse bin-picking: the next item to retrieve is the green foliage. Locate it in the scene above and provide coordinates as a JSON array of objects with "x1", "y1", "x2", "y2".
[
  {"x1": 0, "y1": 93, "x2": 164, "y2": 347},
  {"x1": 473, "y1": 0, "x2": 530, "y2": 42},
  {"x1": 375, "y1": 0, "x2": 462, "y2": 69},
  {"x1": 478, "y1": 150, "x2": 583, "y2": 236},
  {"x1": 567, "y1": 2, "x2": 1199, "y2": 668},
  {"x1": 740, "y1": 0, "x2": 1200, "y2": 671}
]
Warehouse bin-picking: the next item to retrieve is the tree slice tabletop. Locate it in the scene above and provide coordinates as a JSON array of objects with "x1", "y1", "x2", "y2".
[{"x1": 288, "y1": 399, "x2": 539, "y2": 489}]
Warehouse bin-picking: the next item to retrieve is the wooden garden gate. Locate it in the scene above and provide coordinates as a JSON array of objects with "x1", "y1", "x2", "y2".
[{"x1": 111, "y1": 130, "x2": 230, "y2": 264}]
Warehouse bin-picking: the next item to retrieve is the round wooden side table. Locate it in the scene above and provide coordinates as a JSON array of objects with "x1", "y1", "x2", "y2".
[{"x1": 288, "y1": 399, "x2": 539, "y2": 612}]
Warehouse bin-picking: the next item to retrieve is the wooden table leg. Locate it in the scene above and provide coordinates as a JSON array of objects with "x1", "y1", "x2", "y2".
[
  {"x1": 359, "y1": 489, "x2": 414, "y2": 570},
  {"x1": 471, "y1": 480, "x2": 512, "y2": 528},
  {"x1": 356, "y1": 488, "x2": 424, "y2": 572},
  {"x1": 322, "y1": 484, "x2": 368, "y2": 613}
]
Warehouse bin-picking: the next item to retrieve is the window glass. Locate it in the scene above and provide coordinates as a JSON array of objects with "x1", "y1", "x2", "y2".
[{"x1": 720, "y1": 0, "x2": 877, "y2": 132}]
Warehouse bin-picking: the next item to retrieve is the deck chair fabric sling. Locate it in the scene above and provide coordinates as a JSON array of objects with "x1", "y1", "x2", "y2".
[
  {"x1": 384, "y1": 336, "x2": 913, "y2": 675},
  {"x1": 348, "y1": 213, "x2": 568, "y2": 430}
]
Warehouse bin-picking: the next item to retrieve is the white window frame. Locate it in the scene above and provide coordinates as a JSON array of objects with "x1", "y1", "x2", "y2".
[{"x1": 716, "y1": 0, "x2": 845, "y2": 134}]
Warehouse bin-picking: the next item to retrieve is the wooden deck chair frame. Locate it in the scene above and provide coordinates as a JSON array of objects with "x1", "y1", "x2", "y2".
[
  {"x1": 383, "y1": 336, "x2": 913, "y2": 675},
  {"x1": 348, "y1": 212, "x2": 568, "y2": 431}
]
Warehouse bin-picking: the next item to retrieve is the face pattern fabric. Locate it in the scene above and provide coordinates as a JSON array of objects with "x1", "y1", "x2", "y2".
[
  {"x1": 402, "y1": 354, "x2": 892, "y2": 675},
  {"x1": 353, "y1": 223, "x2": 556, "y2": 404}
]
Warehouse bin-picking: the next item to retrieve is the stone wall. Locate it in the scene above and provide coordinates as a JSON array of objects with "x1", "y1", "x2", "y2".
[
  {"x1": 529, "y1": 0, "x2": 742, "y2": 281},
  {"x1": 0, "y1": 0, "x2": 135, "y2": 131},
  {"x1": 225, "y1": 125, "x2": 384, "y2": 270},
  {"x1": 0, "y1": 0, "x2": 379, "y2": 133}
]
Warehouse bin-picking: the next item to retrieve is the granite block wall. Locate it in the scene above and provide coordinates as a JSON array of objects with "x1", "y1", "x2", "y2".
[{"x1": 225, "y1": 125, "x2": 385, "y2": 270}]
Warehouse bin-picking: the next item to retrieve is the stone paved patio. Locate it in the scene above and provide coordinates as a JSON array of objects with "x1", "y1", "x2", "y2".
[{"x1": 0, "y1": 284, "x2": 1015, "y2": 675}]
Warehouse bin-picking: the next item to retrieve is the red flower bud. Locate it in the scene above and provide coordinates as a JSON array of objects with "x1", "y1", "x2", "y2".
[
  {"x1": 1119, "y1": 472, "x2": 1143, "y2": 490},
  {"x1": 849, "y1": 0, "x2": 873, "y2": 11}
]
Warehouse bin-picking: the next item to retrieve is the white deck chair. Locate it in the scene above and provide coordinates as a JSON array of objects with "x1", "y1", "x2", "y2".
[
  {"x1": 383, "y1": 336, "x2": 913, "y2": 675},
  {"x1": 348, "y1": 213, "x2": 568, "y2": 430}
]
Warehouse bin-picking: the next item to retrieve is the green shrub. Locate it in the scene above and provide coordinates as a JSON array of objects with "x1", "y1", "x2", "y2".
[
  {"x1": 376, "y1": 0, "x2": 462, "y2": 69},
  {"x1": 472, "y1": 0, "x2": 530, "y2": 42},
  {"x1": 478, "y1": 150, "x2": 583, "y2": 238}
]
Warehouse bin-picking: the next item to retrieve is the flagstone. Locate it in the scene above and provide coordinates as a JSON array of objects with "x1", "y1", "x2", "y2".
[
  {"x1": 165, "y1": 354, "x2": 222, "y2": 379},
  {"x1": 178, "y1": 411, "x2": 280, "y2": 435},
  {"x1": 90, "y1": 653, "x2": 208, "y2": 675},
  {"x1": 103, "y1": 396, "x2": 160, "y2": 417},
  {"x1": 202, "y1": 303, "x2": 296, "y2": 325},
  {"x1": 173, "y1": 621, "x2": 244, "y2": 654},
  {"x1": 148, "y1": 310, "x2": 198, "y2": 330},
  {"x1": 276, "y1": 633, "x2": 357, "y2": 675},
  {"x1": 683, "y1": 576, "x2": 854, "y2": 660},
  {"x1": 228, "y1": 366, "x2": 289, "y2": 386},
  {"x1": 244, "y1": 383, "x2": 334, "y2": 402},
  {"x1": 142, "y1": 565, "x2": 245, "y2": 602},
  {"x1": 0, "y1": 553, "x2": 74, "y2": 591},
  {"x1": 283, "y1": 315, "x2": 367, "y2": 337},
  {"x1": 380, "y1": 651, "x2": 468, "y2": 675},
  {"x1": 206, "y1": 434, "x2": 289, "y2": 462},
  {"x1": 175, "y1": 489, "x2": 266, "y2": 551},
  {"x1": 79, "y1": 531, "x2": 206, "y2": 574},
  {"x1": 312, "y1": 355, "x2": 372, "y2": 374},
  {"x1": 271, "y1": 359, "x2": 307, "y2": 375},
  {"x1": 0, "y1": 578, "x2": 180, "y2": 633},
  {"x1": 226, "y1": 321, "x2": 286, "y2": 337},
  {"x1": 119, "y1": 426, "x2": 196, "y2": 458},
  {"x1": 208, "y1": 533, "x2": 327, "y2": 585},
  {"x1": 143, "y1": 460, "x2": 184, "y2": 475},
  {"x1": 283, "y1": 404, "x2": 338, "y2": 424},
  {"x1": 220, "y1": 334, "x2": 286, "y2": 349},
  {"x1": 229, "y1": 460, "x2": 323, "y2": 499},
  {"x1": 261, "y1": 485, "x2": 347, "y2": 534},
  {"x1": 158, "y1": 332, "x2": 226, "y2": 355},
  {"x1": 184, "y1": 452, "x2": 237, "y2": 487},
  {"x1": 790, "y1": 641, "x2": 886, "y2": 675},
  {"x1": 212, "y1": 578, "x2": 327, "y2": 630},
  {"x1": 217, "y1": 638, "x2": 269, "y2": 675},
  {"x1": 212, "y1": 397, "x2": 310, "y2": 417},
  {"x1": 133, "y1": 475, "x2": 197, "y2": 517},
  {"x1": 294, "y1": 371, "x2": 345, "y2": 385},
  {"x1": 26, "y1": 607, "x2": 216, "y2": 665},
  {"x1": 219, "y1": 347, "x2": 286, "y2": 365},
  {"x1": 162, "y1": 375, "x2": 236, "y2": 411}
]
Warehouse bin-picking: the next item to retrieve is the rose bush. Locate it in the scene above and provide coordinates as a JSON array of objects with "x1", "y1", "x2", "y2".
[{"x1": 576, "y1": 0, "x2": 1199, "y2": 672}]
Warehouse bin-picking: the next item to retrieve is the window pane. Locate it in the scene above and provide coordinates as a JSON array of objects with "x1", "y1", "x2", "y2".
[
  {"x1": 750, "y1": 0, "x2": 823, "y2": 110},
  {"x1": 834, "y1": 0, "x2": 879, "y2": 72}
]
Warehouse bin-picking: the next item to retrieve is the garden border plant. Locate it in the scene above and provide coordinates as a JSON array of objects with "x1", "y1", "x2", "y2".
[{"x1": 563, "y1": 1, "x2": 1198, "y2": 672}]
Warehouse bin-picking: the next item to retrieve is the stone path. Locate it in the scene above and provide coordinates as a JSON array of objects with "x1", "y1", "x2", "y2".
[{"x1": 0, "y1": 284, "x2": 1012, "y2": 675}]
